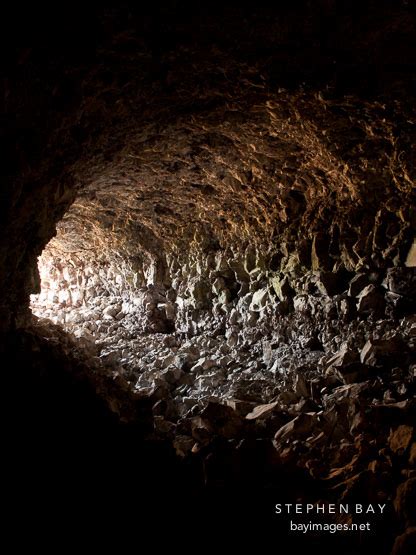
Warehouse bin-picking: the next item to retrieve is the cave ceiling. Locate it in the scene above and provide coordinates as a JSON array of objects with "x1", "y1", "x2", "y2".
[{"x1": 2, "y1": 1, "x2": 416, "y2": 319}]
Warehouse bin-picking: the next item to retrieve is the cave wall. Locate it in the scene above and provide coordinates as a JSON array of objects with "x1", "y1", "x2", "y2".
[
  {"x1": 2, "y1": 1, "x2": 416, "y2": 331},
  {"x1": 29, "y1": 86, "x2": 416, "y2": 345},
  {"x1": 3, "y1": 4, "x2": 416, "y2": 551}
]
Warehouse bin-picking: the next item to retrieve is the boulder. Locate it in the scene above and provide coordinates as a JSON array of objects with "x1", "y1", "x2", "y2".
[
  {"x1": 191, "y1": 416, "x2": 213, "y2": 443},
  {"x1": 384, "y1": 268, "x2": 416, "y2": 300},
  {"x1": 200, "y1": 401, "x2": 244, "y2": 438},
  {"x1": 225, "y1": 398, "x2": 256, "y2": 416},
  {"x1": 160, "y1": 366, "x2": 184, "y2": 385},
  {"x1": 315, "y1": 271, "x2": 345, "y2": 296},
  {"x1": 173, "y1": 435, "x2": 195, "y2": 458},
  {"x1": 334, "y1": 362, "x2": 370, "y2": 384},
  {"x1": 274, "y1": 412, "x2": 318, "y2": 442},
  {"x1": 348, "y1": 273, "x2": 371, "y2": 297},
  {"x1": 103, "y1": 304, "x2": 121, "y2": 319},
  {"x1": 294, "y1": 373, "x2": 310, "y2": 397},
  {"x1": 270, "y1": 275, "x2": 293, "y2": 301},
  {"x1": 189, "y1": 278, "x2": 212, "y2": 309},
  {"x1": 245, "y1": 401, "x2": 279, "y2": 420},
  {"x1": 326, "y1": 344, "x2": 359, "y2": 369},
  {"x1": 249, "y1": 288, "x2": 269, "y2": 311},
  {"x1": 356, "y1": 284, "x2": 385, "y2": 314},
  {"x1": 360, "y1": 336, "x2": 407, "y2": 367},
  {"x1": 389, "y1": 425, "x2": 414, "y2": 455}
]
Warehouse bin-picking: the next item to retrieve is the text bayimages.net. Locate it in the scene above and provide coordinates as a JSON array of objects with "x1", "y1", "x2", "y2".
[{"x1": 275, "y1": 503, "x2": 388, "y2": 534}]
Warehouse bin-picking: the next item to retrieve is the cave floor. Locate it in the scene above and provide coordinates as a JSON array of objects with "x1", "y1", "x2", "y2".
[{"x1": 31, "y1": 292, "x2": 415, "y2": 447}]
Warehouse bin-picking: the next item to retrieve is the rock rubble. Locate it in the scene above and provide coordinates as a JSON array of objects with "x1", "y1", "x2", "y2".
[{"x1": 30, "y1": 256, "x2": 415, "y2": 549}]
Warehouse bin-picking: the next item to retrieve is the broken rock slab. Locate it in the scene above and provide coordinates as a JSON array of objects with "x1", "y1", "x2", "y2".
[
  {"x1": 389, "y1": 425, "x2": 414, "y2": 456},
  {"x1": 326, "y1": 344, "x2": 359, "y2": 369},
  {"x1": 273, "y1": 412, "x2": 319, "y2": 443},
  {"x1": 348, "y1": 273, "x2": 371, "y2": 297},
  {"x1": 199, "y1": 401, "x2": 244, "y2": 438},
  {"x1": 334, "y1": 362, "x2": 371, "y2": 385},
  {"x1": 356, "y1": 284, "x2": 385, "y2": 315},
  {"x1": 360, "y1": 336, "x2": 407, "y2": 367},
  {"x1": 245, "y1": 401, "x2": 279, "y2": 420},
  {"x1": 384, "y1": 268, "x2": 416, "y2": 299}
]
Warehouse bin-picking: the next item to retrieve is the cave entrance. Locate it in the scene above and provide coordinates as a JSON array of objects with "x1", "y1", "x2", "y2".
[
  {"x1": 29, "y1": 206, "x2": 178, "y2": 384},
  {"x1": 30, "y1": 229, "x2": 132, "y2": 334}
]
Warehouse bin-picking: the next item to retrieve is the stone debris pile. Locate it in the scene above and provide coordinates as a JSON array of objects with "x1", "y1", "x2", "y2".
[{"x1": 30, "y1": 249, "x2": 416, "y2": 551}]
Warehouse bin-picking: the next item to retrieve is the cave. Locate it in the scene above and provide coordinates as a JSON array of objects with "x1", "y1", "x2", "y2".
[{"x1": 3, "y1": 2, "x2": 416, "y2": 552}]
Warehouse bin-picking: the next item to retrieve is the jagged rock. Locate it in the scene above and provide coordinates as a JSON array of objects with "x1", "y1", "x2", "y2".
[
  {"x1": 245, "y1": 401, "x2": 279, "y2": 420},
  {"x1": 173, "y1": 351, "x2": 199, "y2": 371},
  {"x1": 315, "y1": 271, "x2": 344, "y2": 296},
  {"x1": 326, "y1": 344, "x2": 359, "y2": 370},
  {"x1": 389, "y1": 426, "x2": 414, "y2": 455},
  {"x1": 270, "y1": 275, "x2": 293, "y2": 301},
  {"x1": 189, "y1": 278, "x2": 212, "y2": 309},
  {"x1": 294, "y1": 373, "x2": 310, "y2": 397},
  {"x1": 191, "y1": 357, "x2": 217, "y2": 373},
  {"x1": 335, "y1": 469, "x2": 379, "y2": 502},
  {"x1": 191, "y1": 416, "x2": 213, "y2": 443},
  {"x1": 274, "y1": 412, "x2": 318, "y2": 443},
  {"x1": 293, "y1": 294, "x2": 309, "y2": 313},
  {"x1": 161, "y1": 354, "x2": 176, "y2": 368},
  {"x1": 249, "y1": 288, "x2": 269, "y2": 311},
  {"x1": 383, "y1": 268, "x2": 416, "y2": 299},
  {"x1": 103, "y1": 305, "x2": 121, "y2": 319},
  {"x1": 301, "y1": 334, "x2": 323, "y2": 351},
  {"x1": 100, "y1": 351, "x2": 120, "y2": 366},
  {"x1": 200, "y1": 401, "x2": 244, "y2": 438},
  {"x1": 372, "y1": 400, "x2": 416, "y2": 428},
  {"x1": 173, "y1": 435, "x2": 195, "y2": 458},
  {"x1": 276, "y1": 299, "x2": 292, "y2": 315},
  {"x1": 348, "y1": 273, "x2": 371, "y2": 297},
  {"x1": 356, "y1": 284, "x2": 385, "y2": 314},
  {"x1": 292, "y1": 398, "x2": 320, "y2": 413},
  {"x1": 160, "y1": 366, "x2": 184, "y2": 385},
  {"x1": 322, "y1": 382, "x2": 369, "y2": 410},
  {"x1": 225, "y1": 398, "x2": 256, "y2": 416},
  {"x1": 153, "y1": 416, "x2": 176, "y2": 436},
  {"x1": 360, "y1": 336, "x2": 407, "y2": 367},
  {"x1": 274, "y1": 390, "x2": 299, "y2": 405}
]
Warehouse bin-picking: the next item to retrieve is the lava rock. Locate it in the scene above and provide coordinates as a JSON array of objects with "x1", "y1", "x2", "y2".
[
  {"x1": 356, "y1": 284, "x2": 385, "y2": 315},
  {"x1": 274, "y1": 412, "x2": 318, "y2": 443},
  {"x1": 389, "y1": 425, "x2": 414, "y2": 456},
  {"x1": 360, "y1": 336, "x2": 407, "y2": 367},
  {"x1": 245, "y1": 401, "x2": 279, "y2": 420},
  {"x1": 348, "y1": 273, "x2": 371, "y2": 297},
  {"x1": 384, "y1": 268, "x2": 416, "y2": 299}
]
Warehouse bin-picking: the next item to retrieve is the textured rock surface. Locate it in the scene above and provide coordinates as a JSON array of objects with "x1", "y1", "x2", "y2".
[{"x1": 2, "y1": 2, "x2": 416, "y2": 552}]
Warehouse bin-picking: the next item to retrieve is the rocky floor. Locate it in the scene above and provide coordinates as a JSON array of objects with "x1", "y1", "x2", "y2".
[
  {"x1": 31, "y1": 276, "x2": 416, "y2": 422},
  {"x1": 29, "y1": 265, "x2": 416, "y2": 553}
]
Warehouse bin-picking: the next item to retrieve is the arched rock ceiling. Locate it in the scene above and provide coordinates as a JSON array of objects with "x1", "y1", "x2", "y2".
[
  {"x1": 2, "y1": 1, "x2": 416, "y2": 323},
  {"x1": 56, "y1": 86, "x2": 415, "y2": 263}
]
